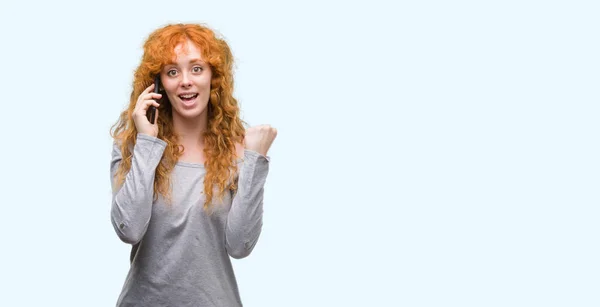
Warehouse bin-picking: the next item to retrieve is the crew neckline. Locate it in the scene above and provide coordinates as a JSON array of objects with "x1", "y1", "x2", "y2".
[
  {"x1": 175, "y1": 161, "x2": 205, "y2": 168},
  {"x1": 175, "y1": 158, "x2": 244, "y2": 168}
]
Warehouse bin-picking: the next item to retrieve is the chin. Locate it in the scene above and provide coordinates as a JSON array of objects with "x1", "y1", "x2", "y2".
[{"x1": 174, "y1": 104, "x2": 208, "y2": 119}]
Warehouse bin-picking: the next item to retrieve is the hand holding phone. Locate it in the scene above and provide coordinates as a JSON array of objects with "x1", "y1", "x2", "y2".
[
  {"x1": 146, "y1": 75, "x2": 161, "y2": 124},
  {"x1": 132, "y1": 77, "x2": 161, "y2": 137}
]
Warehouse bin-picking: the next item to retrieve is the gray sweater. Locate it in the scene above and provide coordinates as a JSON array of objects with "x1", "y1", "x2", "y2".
[{"x1": 110, "y1": 133, "x2": 269, "y2": 307}]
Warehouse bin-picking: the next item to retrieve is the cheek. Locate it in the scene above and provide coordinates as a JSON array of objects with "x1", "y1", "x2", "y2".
[
  {"x1": 201, "y1": 73, "x2": 212, "y2": 87},
  {"x1": 161, "y1": 81, "x2": 178, "y2": 95},
  {"x1": 201, "y1": 78, "x2": 212, "y2": 89},
  {"x1": 167, "y1": 90, "x2": 181, "y2": 100}
]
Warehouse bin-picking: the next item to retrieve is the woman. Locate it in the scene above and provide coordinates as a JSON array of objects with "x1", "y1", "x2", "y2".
[{"x1": 109, "y1": 23, "x2": 277, "y2": 306}]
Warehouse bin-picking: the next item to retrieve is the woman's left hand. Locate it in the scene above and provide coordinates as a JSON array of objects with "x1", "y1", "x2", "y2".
[{"x1": 244, "y1": 125, "x2": 278, "y2": 156}]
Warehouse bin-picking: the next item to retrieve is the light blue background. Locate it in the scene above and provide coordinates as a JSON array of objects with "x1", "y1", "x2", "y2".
[{"x1": 1, "y1": 0, "x2": 598, "y2": 306}]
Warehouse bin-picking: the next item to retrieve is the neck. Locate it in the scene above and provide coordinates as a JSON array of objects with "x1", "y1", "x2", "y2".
[{"x1": 172, "y1": 109, "x2": 208, "y2": 148}]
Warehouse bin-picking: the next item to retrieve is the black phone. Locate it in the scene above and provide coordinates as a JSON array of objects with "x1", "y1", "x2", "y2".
[{"x1": 146, "y1": 75, "x2": 160, "y2": 124}]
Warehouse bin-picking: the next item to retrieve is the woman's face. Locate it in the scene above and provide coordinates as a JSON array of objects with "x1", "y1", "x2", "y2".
[{"x1": 160, "y1": 40, "x2": 213, "y2": 120}]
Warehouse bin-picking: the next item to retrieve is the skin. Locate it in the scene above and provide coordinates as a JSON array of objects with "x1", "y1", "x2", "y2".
[{"x1": 133, "y1": 39, "x2": 277, "y2": 162}]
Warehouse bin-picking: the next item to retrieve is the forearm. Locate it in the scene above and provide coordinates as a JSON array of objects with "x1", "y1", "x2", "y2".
[{"x1": 225, "y1": 149, "x2": 270, "y2": 259}]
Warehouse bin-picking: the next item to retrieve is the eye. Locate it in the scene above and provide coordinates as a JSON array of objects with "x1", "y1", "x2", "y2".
[
  {"x1": 167, "y1": 69, "x2": 178, "y2": 77},
  {"x1": 192, "y1": 66, "x2": 203, "y2": 73}
]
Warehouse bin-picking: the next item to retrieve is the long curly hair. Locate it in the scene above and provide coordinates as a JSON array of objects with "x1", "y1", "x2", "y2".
[{"x1": 110, "y1": 23, "x2": 247, "y2": 211}]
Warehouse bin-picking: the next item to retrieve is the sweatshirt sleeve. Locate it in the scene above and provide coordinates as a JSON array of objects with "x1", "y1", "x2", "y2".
[
  {"x1": 225, "y1": 149, "x2": 270, "y2": 259},
  {"x1": 110, "y1": 133, "x2": 167, "y2": 245}
]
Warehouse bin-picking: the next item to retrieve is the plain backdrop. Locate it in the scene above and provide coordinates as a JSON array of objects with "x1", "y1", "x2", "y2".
[{"x1": 0, "y1": 0, "x2": 598, "y2": 306}]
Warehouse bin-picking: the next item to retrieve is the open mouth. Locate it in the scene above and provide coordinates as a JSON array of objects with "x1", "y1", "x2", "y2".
[{"x1": 178, "y1": 93, "x2": 199, "y2": 102}]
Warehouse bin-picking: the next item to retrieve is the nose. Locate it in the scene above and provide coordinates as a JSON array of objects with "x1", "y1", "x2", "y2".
[{"x1": 181, "y1": 73, "x2": 192, "y2": 88}]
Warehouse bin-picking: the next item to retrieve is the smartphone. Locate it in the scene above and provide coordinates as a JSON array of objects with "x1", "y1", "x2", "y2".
[{"x1": 146, "y1": 75, "x2": 160, "y2": 124}]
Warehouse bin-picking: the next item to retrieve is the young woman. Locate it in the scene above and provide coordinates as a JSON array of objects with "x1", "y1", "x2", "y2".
[{"x1": 109, "y1": 23, "x2": 277, "y2": 306}]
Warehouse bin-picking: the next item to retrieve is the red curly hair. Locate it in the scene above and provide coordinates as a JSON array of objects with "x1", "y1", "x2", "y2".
[{"x1": 110, "y1": 23, "x2": 247, "y2": 211}]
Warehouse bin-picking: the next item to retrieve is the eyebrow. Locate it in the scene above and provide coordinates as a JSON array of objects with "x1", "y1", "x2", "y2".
[{"x1": 165, "y1": 59, "x2": 206, "y2": 67}]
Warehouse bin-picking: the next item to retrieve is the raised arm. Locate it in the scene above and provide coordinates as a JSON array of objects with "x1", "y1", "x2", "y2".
[{"x1": 225, "y1": 149, "x2": 270, "y2": 259}]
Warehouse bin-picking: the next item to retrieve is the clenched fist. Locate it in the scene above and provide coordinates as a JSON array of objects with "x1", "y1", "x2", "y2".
[{"x1": 244, "y1": 125, "x2": 277, "y2": 156}]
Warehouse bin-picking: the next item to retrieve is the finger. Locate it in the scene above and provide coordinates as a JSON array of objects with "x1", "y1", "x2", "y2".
[
  {"x1": 136, "y1": 93, "x2": 162, "y2": 109},
  {"x1": 137, "y1": 85, "x2": 155, "y2": 104},
  {"x1": 136, "y1": 99, "x2": 160, "y2": 115},
  {"x1": 144, "y1": 99, "x2": 160, "y2": 111},
  {"x1": 142, "y1": 83, "x2": 155, "y2": 94},
  {"x1": 139, "y1": 92, "x2": 162, "y2": 102}
]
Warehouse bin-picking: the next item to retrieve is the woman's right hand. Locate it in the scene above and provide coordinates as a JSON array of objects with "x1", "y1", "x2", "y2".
[{"x1": 133, "y1": 83, "x2": 162, "y2": 138}]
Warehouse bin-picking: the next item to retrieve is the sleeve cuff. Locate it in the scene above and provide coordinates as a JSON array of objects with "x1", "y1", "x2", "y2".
[
  {"x1": 244, "y1": 149, "x2": 270, "y2": 163},
  {"x1": 136, "y1": 133, "x2": 167, "y2": 147}
]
